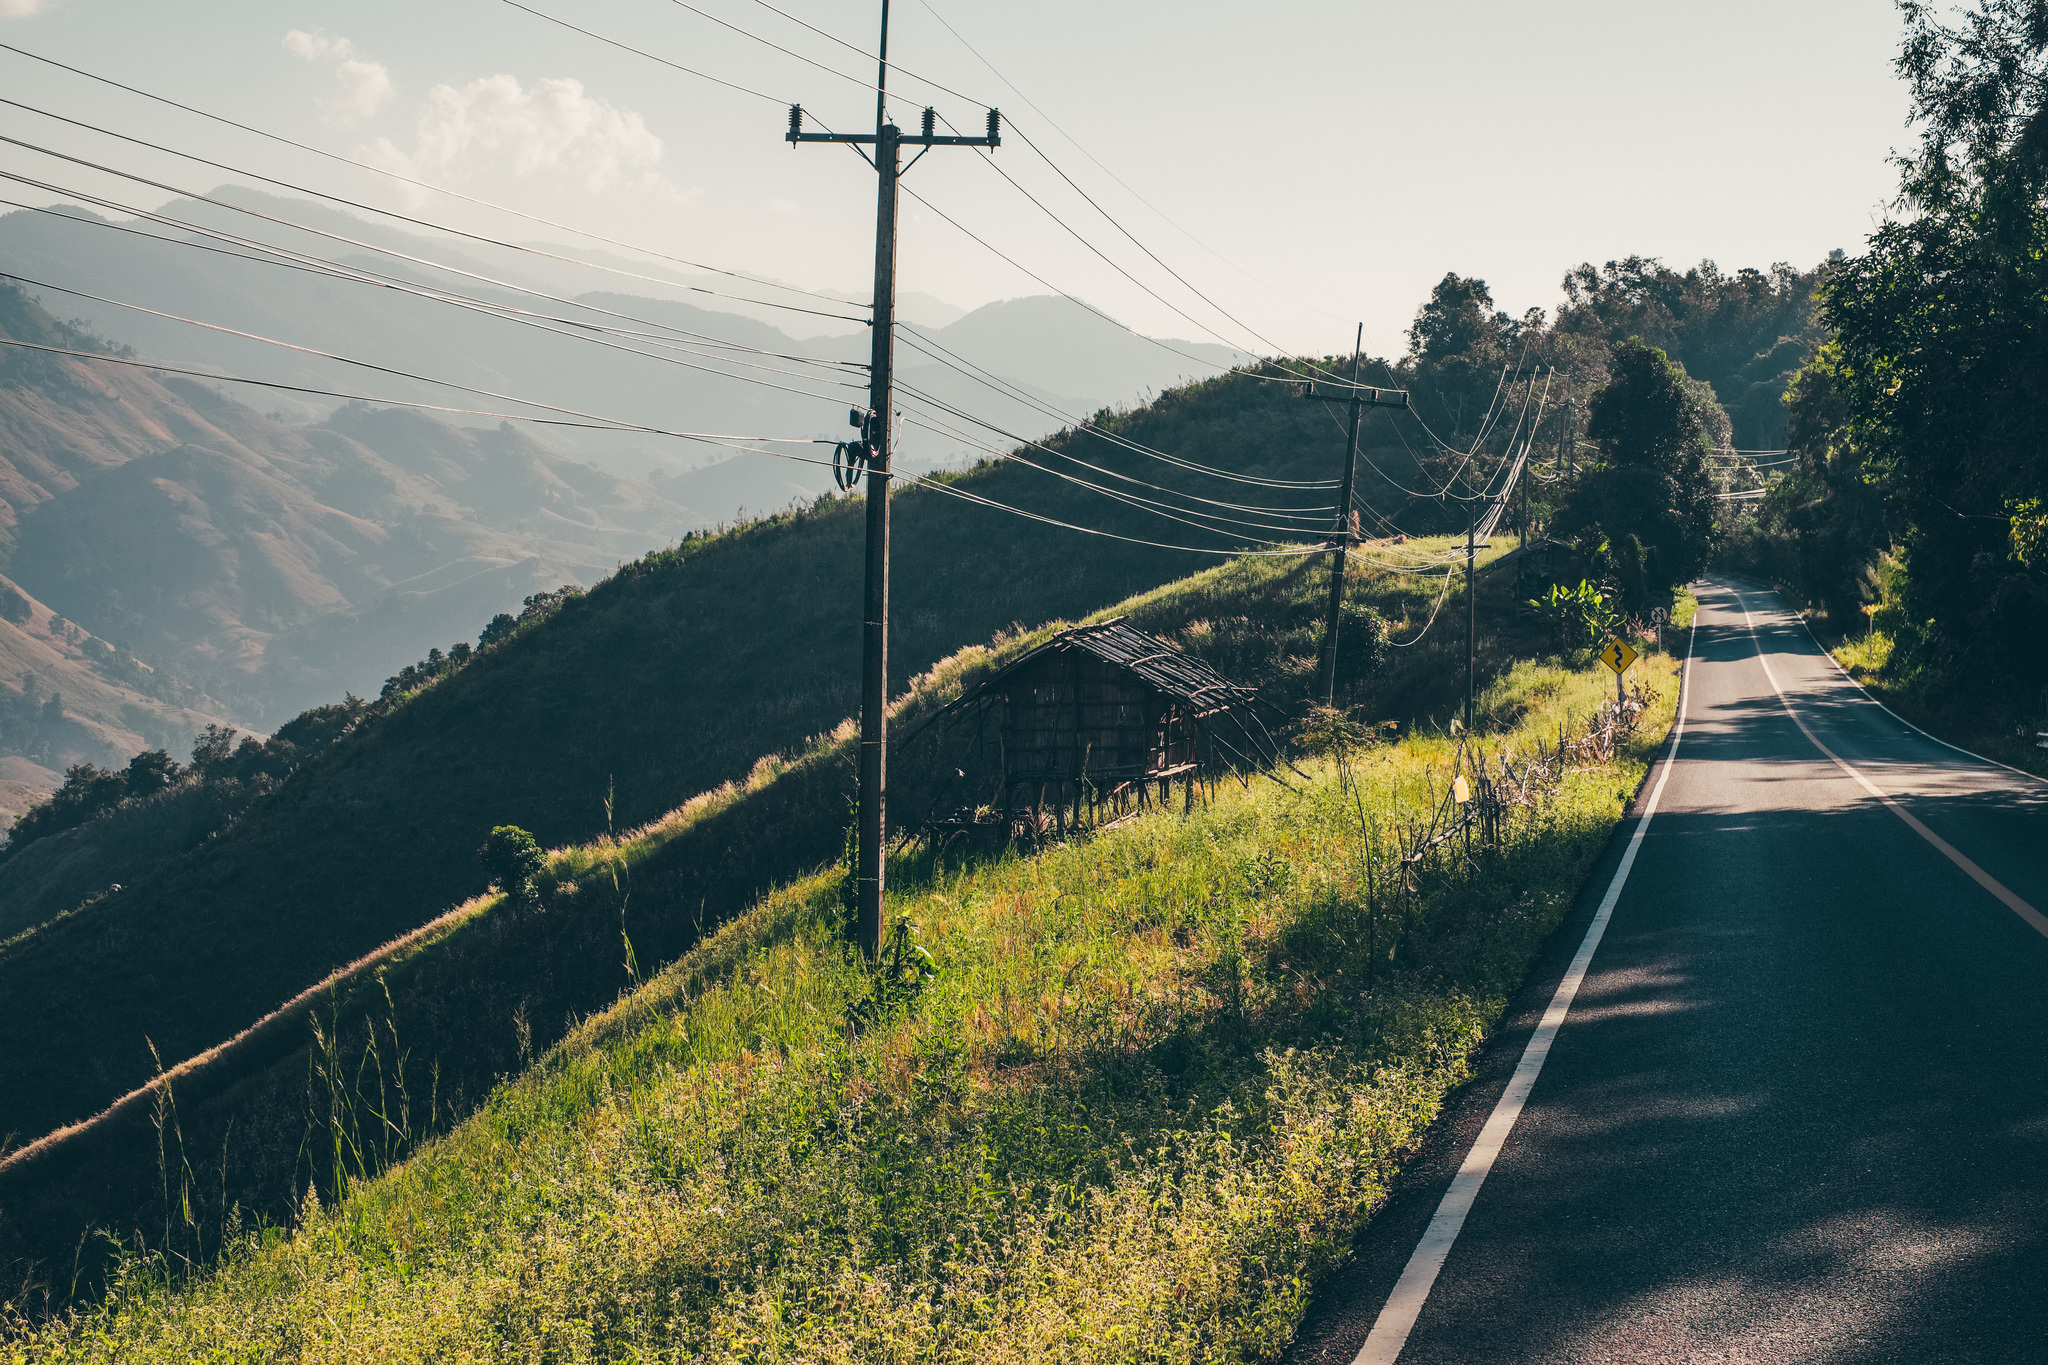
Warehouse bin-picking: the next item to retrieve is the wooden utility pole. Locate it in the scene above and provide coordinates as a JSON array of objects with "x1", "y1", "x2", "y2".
[
  {"x1": 1465, "y1": 519, "x2": 1478, "y2": 733},
  {"x1": 787, "y1": 3, "x2": 1000, "y2": 959},
  {"x1": 1304, "y1": 342, "x2": 1407, "y2": 707}
]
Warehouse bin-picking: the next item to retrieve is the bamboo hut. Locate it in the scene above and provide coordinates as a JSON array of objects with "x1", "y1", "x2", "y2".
[{"x1": 917, "y1": 619, "x2": 1278, "y2": 838}]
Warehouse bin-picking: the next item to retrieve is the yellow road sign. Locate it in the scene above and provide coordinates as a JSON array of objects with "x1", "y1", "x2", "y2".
[{"x1": 1598, "y1": 637, "x2": 1639, "y2": 675}]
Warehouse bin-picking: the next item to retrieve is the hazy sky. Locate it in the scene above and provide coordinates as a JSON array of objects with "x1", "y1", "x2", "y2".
[{"x1": 0, "y1": 0, "x2": 1913, "y2": 358}]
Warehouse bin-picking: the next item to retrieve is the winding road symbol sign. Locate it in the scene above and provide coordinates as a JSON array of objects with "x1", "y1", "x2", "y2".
[{"x1": 1598, "y1": 637, "x2": 1638, "y2": 675}]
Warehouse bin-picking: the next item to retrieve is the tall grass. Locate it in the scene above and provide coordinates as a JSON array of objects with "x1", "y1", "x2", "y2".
[{"x1": 6, "y1": 649, "x2": 1676, "y2": 1363}]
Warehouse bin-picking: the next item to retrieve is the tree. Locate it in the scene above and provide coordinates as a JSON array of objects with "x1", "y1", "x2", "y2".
[
  {"x1": 3, "y1": 762, "x2": 127, "y2": 855},
  {"x1": 479, "y1": 613, "x2": 518, "y2": 649},
  {"x1": 1749, "y1": 355, "x2": 1895, "y2": 626},
  {"x1": 124, "y1": 748, "x2": 181, "y2": 797},
  {"x1": 190, "y1": 723, "x2": 237, "y2": 775},
  {"x1": 0, "y1": 586, "x2": 29, "y2": 626},
  {"x1": 1556, "y1": 339, "x2": 1722, "y2": 602},
  {"x1": 1810, "y1": 0, "x2": 2048, "y2": 696},
  {"x1": 1408, "y1": 273, "x2": 1505, "y2": 363},
  {"x1": 1554, "y1": 256, "x2": 1827, "y2": 449},
  {"x1": 480, "y1": 825, "x2": 547, "y2": 904},
  {"x1": 1404, "y1": 273, "x2": 1533, "y2": 446}
]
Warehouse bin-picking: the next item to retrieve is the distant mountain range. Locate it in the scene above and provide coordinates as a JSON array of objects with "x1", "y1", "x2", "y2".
[
  {"x1": 0, "y1": 188, "x2": 1248, "y2": 804},
  {"x1": 0, "y1": 287, "x2": 694, "y2": 737}
]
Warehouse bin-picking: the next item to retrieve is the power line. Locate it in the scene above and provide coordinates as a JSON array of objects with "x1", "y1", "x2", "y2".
[
  {"x1": 0, "y1": 270, "x2": 852, "y2": 432},
  {"x1": 1387, "y1": 568, "x2": 1458, "y2": 647},
  {"x1": 891, "y1": 377, "x2": 1325, "y2": 542},
  {"x1": 895, "y1": 392, "x2": 1465, "y2": 574},
  {"x1": 0, "y1": 151, "x2": 867, "y2": 404},
  {"x1": 905, "y1": 470, "x2": 1324, "y2": 558},
  {"x1": 896, "y1": 405, "x2": 1330, "y2": 542},
  {"x1": 897, "y1": 402, "x2": 1333, "y2": 530},
  {"x1": 897, "y1": 179, "x2": 1255, "y2": 383},
  {"x1": 963, "y1": 112, "x2": 1310, "y2": 374},
  {"x1": 0, "y1": 42, "x2": 855, "y2": 310},
  {"x1": 497, "y1": 0, "x2": 792, "y2": 105},
  {"x1": 900, "y1": 415, "x2": 1316, "y2": 545},
  {"x1": 915, "y1": 0, "x2": 1343, "y2": 329},
  {"x1": 933, "y1": 110, "x2": 1295, "y2": 374},
  {"x1": 664, "y1": 0, "x2": 878, "y2": 92},
  {"x1": 891, "y1": 379, "x2": 1347, "y2": 527},
  {"x1": 0, "y1": 178, "x2": 865, "y2": 391},
  {"x1": 894, "y1": 324, "x2": 1339, "y2": 491},
  {"x1": 0, "y1": 99, "x2": 864, "y2": 324},
  {"x1": 0, "y1": 337, "x2": 842, "y2": 465}
]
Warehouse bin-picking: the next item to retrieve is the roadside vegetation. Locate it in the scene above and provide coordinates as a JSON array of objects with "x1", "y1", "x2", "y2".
[
  {"x1": 0, "y1": 536, "x2": 1564, "y2": 1300},
  {"x1": 3, "y1": 637, "x2": 1679, "y2": 1360},
  {"x1": 0, "y1": 213, "x2": 1831, "y2": 1162},
  {"x1": 1719, "y1": 1, "x2": 2048, "y2": 763},
  {"x1": 0, "y1": 358, "x2": 1462, "y2": 1152}
]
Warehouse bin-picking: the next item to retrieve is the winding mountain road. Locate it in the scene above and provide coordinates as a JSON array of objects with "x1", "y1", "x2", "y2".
[{"x1": 1287, "y1": 577, "x2": 2048, "y2": 1364}]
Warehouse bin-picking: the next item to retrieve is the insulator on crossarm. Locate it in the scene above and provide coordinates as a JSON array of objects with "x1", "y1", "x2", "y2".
[
  {"x1": 986, "y1": 108, "x2": 1001, "y2": 146},
  {"x1": 921, "y1": 106, "x2": 936, "y2": 139},
  {"x1": 788, "y1": 104, "x2": 803, "y2": 142}
]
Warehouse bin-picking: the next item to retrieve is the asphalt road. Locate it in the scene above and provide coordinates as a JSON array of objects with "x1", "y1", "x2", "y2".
[{"x1": 1287, "y1": 577, "x2": 2048, "y2": 1364}]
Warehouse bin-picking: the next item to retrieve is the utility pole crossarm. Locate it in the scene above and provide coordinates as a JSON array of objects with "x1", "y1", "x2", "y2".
[
  {"x1": 1302, "y1": 383, "x2": 1409, "y2": 408},
  {"x1": 788, "y1": 105, "x2": 1000, "y2": 149},
  {"x1": 786, "y1": 131, "x2": 999, "y2": 147}
]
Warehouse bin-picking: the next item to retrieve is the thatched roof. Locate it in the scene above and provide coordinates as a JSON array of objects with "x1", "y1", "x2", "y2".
[{"x1": 906, "y1": 619, "x2": 1278, "y2": 771}]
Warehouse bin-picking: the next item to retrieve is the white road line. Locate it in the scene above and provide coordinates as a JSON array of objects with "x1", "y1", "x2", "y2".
[
  {"x1": 1350, "y1": 615, "x2": 1699, "y2": 1365},
  {"x1": 1733, "y1": 587, "x2": 2048, "y2": 942},
  {"x1": 1792, "y1": 610, "x2": 2048, "y2": 788}
]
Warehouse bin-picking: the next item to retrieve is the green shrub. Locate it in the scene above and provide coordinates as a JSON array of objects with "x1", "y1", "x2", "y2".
[{"x1": 478, "y1": 825, "x2": 546, "y2": 903}]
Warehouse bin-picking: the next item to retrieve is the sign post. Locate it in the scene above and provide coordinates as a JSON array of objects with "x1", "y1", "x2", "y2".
[{"x1": 1597, "y1": 635, "x2": 1638, "y2": 709}]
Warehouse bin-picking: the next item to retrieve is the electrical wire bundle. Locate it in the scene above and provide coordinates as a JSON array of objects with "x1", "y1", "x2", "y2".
[{"x1": 0, "y1": 1, "x2": 1534, "y2": 564}]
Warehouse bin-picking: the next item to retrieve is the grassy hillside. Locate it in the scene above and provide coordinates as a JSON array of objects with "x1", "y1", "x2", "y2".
[
  {"x1": 1, "y1": 627, "x2": 1680, "y2": 1358},
  {"x1": 0, "y1": 358, "x2": 1453, "y2": 1150},
  {"x1": 0, "y1": 536, "x2": 1615, "y2": 1308}
]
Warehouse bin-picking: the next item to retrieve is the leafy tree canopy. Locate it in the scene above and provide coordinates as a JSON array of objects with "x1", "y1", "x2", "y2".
[
  {"x1": 1556, "y1": 339, "x2": 1723, "y2": 602},
  {"x1": 1798, "y1": 0, "x2": 2048, "y2": 693},
  {"x1": 1408, "y1": 273, "x2": 1512, "y2": 363},
  {"x1": 1555, "y1": 255, "x2": 1826, "y2": 449}
]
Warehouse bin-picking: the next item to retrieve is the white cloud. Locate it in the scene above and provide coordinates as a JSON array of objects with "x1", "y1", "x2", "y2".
[
  {"x1": 282, "y1": 28, "x2": 354, "y2": 61},
  {"x1": 321, "y1": 59, "x2": 394, "y2": 125},
  {"x1": 0, "y1": 0, "x2": 53, "y2": 16},
  {"x1": 283, "y1": 31, "x2": 390, "y2": 128},
  {"x1": 365, "y1": 74, "x2": 681, "y2": 198}
]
